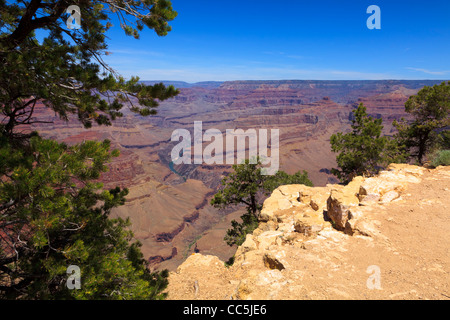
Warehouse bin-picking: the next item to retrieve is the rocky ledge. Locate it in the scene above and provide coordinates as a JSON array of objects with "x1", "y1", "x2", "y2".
[{"x1": 166, "y1": 164, "x2": 450, "y2": 300}]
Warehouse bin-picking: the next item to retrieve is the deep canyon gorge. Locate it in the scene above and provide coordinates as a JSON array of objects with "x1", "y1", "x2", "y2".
[{"x1": 30, "y1": 80, "x2": 444, "y2": 271}]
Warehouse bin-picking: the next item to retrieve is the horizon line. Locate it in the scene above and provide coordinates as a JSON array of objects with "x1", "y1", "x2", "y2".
[{"x1": 140, "y1": 79, "x2": 449, "y2": 84}]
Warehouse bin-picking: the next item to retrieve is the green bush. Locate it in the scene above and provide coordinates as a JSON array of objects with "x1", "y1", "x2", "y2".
[
  {"x1": 430, "y1": 150, "x2": 450, "y2": 167},
  {"x1": 331, "y1": 103, "x2": 407, "y2": 183}
]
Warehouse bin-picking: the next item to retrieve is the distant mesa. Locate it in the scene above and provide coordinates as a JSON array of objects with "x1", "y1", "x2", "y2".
[{"x1": 140, "y1": 80, "x2": 223, "y2": 89}]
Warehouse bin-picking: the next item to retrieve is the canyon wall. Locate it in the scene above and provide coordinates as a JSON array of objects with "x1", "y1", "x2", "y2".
[{"x1": 28, "y1": 80, "x2": 445, "y2": 271}]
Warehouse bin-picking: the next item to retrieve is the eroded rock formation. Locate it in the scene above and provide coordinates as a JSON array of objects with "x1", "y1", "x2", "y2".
[
  {"x1": 166, "y1": 164, "x2": 450, "y2": 300},
  {"x1": 27, "y1": 80, "x2": 445, "y2": 271}
]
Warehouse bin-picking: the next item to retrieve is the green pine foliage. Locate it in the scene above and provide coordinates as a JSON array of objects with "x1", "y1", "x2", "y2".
[
  {"x1": 0, "y1": 135, "x2": 168, "y2": 299},
  {"x1": 263, "y1": 170, "x2": 313, "y2": 192},
  {"x1": 430, "y1": 150, "x2": 450, "y2": 168},
  {"x1": 1, "y1": 0, "x2": 178, "y2": 299},
  {"x1": 0, "y1": 0, "x2": 179, "y2": 141},
  {"x1": 330, "y1": 103, "x2": 407, "y2": 184},
  {"x1": 437, "y1": 130, "x2": 450, "y2": 150},
  {"x1": 211, "y1": 158, "x2": 313, "y2": 247},
  {"x1": 223, "y1": 209, "x2": 260, "y2": 249},
  {"x1": 393, "y1": 81, "x2": 450, "y2": 164}
]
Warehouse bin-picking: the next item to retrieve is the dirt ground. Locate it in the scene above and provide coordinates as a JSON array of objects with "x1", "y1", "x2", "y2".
[{"x1": 166, "y1": 166, "x2": 450, "y2": 300}]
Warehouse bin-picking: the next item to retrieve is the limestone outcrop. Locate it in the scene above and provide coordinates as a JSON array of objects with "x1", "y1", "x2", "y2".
[{"x1": 166, "y1": 164, "x2": 450, "y2": 300}]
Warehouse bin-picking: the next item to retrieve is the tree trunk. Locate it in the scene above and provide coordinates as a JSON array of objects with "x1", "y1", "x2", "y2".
[
  {"x1": 417, "y1": 130, "x2": 430, "y2": 165},
  {"x1": 250, "y1": 193, "x2": 258, "y2": 219}
]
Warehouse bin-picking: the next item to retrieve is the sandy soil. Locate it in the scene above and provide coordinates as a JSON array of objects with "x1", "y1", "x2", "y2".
[{"x1": 166, "y1": 166, "x2": 450, "y2": 300}]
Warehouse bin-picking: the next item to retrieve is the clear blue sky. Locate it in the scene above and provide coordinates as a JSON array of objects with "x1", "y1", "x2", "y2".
[{"x1": 102, "y1": 0, "x2": 450, "y2": 82}]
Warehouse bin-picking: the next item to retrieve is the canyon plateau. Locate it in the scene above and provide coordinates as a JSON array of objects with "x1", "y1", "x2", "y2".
[{"x1": 31, "y1": 80, "x2": 445, "y2": 271}]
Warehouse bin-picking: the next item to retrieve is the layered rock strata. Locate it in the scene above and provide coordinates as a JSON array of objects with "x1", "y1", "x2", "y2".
[{"x1": 166, "y1": 164, "x2": 450, "y2": 300}]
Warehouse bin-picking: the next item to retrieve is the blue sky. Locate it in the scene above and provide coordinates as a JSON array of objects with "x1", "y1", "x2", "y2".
[{"x1": 101, "y1": 0, "x2": 450, "y2": 82}]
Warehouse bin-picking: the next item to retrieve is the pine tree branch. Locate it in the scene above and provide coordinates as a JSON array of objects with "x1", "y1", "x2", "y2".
[{"x1": 1, "y1": 0, "x2": 70, "y2": 49}]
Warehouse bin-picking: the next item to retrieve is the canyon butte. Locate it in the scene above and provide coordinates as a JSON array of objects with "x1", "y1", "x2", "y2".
[{"x1": 31, "y1": 79, "x2": 446, "y2": 272}]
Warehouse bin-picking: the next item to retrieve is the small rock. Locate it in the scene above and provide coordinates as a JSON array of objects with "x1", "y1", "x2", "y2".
[
  {"x1": 235, "y1": 234, "x2": 257, "y2": 256},
  {"x1": 327, "y1": 186, "x2": 360, "y2": 230},
  {"x1": 294, "y1": 216, "x2": 324, "y2": 236},
  {"x1": 359, "y1": 193, "x2": 380, "y2": 205},
  {"x1": 380, "y1": 190, "x2": 400, "y2": 203},
  {"x1": 263, "y1": 252, "x2": 286, "y2": 270},
  {"x1": 257, "y1": 231, "x2": 283, "y2": 250}
]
